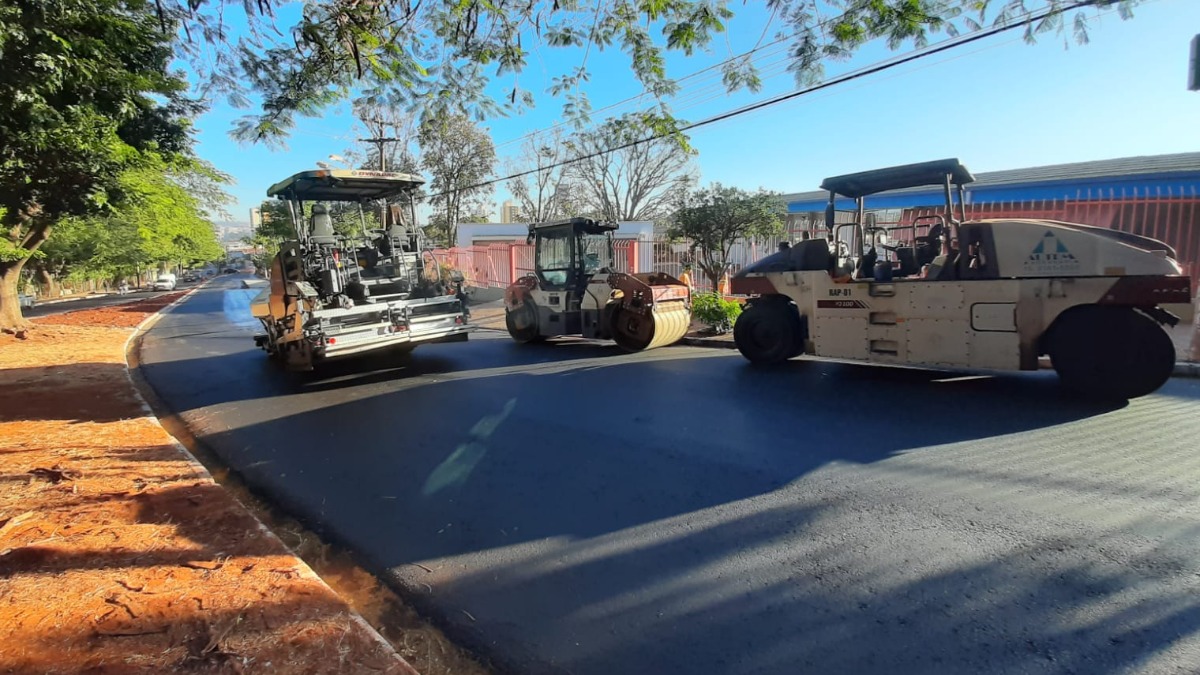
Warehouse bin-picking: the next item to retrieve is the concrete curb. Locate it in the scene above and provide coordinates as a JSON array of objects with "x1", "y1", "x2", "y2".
[
  {"x1": 680, "y1": 336, "x2": 737, "y2": 350},
  {"x1": 678, "y1": 335, "x2": 1200, "y2": 378},
  {"x1": 1176, "y1": 361, "x2": 1200, "y2": 378},
  {"x1": 38, "y1": 293, "x2": 111, "y2": 305}
]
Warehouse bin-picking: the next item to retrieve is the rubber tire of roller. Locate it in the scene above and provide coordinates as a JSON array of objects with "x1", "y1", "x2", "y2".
[
  {"x1": 1047, "y1": 305, "x2": 1176, "y2": 400},
  {"x1": 734, "y1": 302, "x2": 798, "y2": 364}
]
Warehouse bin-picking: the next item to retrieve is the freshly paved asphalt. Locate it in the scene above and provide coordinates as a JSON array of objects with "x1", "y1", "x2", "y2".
[{"x1": 138, "y1": 275, "x2": 1200, "y2": 675}]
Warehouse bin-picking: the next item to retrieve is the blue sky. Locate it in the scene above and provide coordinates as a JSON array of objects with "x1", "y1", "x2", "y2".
[{"x1": 192, "y1": 0, "x2": 1200, "y2": 225}]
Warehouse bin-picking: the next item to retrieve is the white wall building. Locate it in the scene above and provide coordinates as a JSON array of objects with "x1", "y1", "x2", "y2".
[{"x1": 456, "y1": 221, "x2": 656, "y2": 248}]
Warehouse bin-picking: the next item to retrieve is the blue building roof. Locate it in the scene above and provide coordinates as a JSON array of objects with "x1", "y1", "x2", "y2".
[{"x1": 784, "y1": 152, "x2": 1200, "y2": 213}]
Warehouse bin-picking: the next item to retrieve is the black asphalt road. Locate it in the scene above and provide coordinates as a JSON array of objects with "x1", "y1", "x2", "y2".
[{"x1": 138, "y1": 276, "x2": 1200, "y2": 675}]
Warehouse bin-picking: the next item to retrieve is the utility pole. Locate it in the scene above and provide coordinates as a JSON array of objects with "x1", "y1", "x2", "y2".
[
  {"x1": 359, "y1": 112, "x2": 407, "y2": 229},
  {"x1": 358, "y1": 131, "x2": 403, "y2": 229},
  {"x1": 357, "y1": 136, "x2": 404, "y2": 172},
  {"x1": 1190, "y1": 35, "x2": 1200, "y2": 91}
]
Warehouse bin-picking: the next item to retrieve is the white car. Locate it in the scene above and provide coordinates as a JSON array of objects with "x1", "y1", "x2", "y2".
[
  {"x1": 151, "y1": 274, "x2": 177, "y2": 291},
  {"x1": 18, "y1": 293, "x2": 35, "y2": 309}
]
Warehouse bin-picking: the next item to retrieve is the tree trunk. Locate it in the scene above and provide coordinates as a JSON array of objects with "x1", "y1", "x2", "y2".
[
  {"x1": 33, "y1": 264, "x2": 59, "y2": 299},
  {"x1": 0, "y1": 260, "x2": 29, "y2": 331},
  {"x1": 699, "y1": 263, "x2": 721, "y2": 293}
]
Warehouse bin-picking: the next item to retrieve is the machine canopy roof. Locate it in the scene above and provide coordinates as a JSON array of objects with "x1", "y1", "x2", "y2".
[
  {"x1": 267, "y1": 170, "x2": 425, "y2": 202},
  {"x1": 527, "y1": 218, "x2": 618, "y2": 235},
  {"x1": 820, "y1": 159, "x2": 975, "y2": 199}
]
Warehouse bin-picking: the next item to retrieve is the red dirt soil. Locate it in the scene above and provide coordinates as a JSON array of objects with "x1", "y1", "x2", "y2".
[{"x1": 0, "y1": 296, "x2": 417, "y2": 674}]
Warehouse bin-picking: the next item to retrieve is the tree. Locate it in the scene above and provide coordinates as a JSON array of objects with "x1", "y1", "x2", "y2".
[
  {"x1": 567, "y1": 115, "x2": 696, "y2": 224},
  {"x1": 0, "y1": 0, "x2": 193, "y2": 329},
  {"x1": 666, "y1": 184, "x2": 785, "y2": 288},
  {"x1": 30, "y1": 158, "x2": 225, "y2": 294},
  {"x1": 505, "y1": 129, "x2": 586, "y2": 223},
  {"x1": 160, "y1": 0, "x2": 1133, "y2": 143},
  {"x1": 111, "y1": 161, "x2": 225, "y2": 271},
  {"x1": 418, "y1": 115, "x2": 496, "y2": 248}
]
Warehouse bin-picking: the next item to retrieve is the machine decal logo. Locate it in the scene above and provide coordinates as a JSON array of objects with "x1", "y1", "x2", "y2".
[
  {"x1": 1024, "y1": 231, "x2": 1081, "y2": 275},
  {"x1": 817, "y1": 299, "x2": 869, "y2": 309}
]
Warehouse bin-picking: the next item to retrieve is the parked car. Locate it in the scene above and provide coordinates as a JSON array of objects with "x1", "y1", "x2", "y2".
[
  {"x1": 222, "y1": 267, "x2": 237, "y2": 274},
  {"x1": 151, "y1": 273, "x2": 177, "y2": 291},
  {"x1": 18, "y1": 293, "x2": 35, "y2": 309}
]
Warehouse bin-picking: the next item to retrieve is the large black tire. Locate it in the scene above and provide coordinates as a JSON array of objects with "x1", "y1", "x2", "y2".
[
  {"x1": 1047, "y1": 305, "x2": 1176, "y2": 400},
  {"x1": 734, "y1": 302, "x2": 799, "y2": 364},
  {"x1": 505, "y1": 301, "x2": 544, "y2": 344}
]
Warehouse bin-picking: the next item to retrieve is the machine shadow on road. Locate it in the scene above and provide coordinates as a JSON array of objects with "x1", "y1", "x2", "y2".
[
  {"x1": 294, "y1": 338, "x2": 633, "y2": 394},
  {"x1": 137, "y1": 333, "x2": 647, "y2": 413}
]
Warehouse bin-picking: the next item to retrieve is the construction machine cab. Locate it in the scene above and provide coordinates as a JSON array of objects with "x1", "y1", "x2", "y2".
[
  {"x1": 819, "y1": 158, "x2": 975, "y2": 281},
  {"x1": 527, "y1": 218, "x2": 618, "y2": 291}
]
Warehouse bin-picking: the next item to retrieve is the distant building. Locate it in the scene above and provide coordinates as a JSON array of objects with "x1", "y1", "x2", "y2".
[{"x1": 500, "y1": 200, "x2": 521, "y2": 224}]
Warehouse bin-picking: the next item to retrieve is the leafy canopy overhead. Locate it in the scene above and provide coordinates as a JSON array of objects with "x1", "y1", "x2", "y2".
[
  {"x1": 0, "y1": 0, "x2": 195, "y2": 222},
  {"x1": 164, "y1": 0, "x2": 1136, "y2": 144}
]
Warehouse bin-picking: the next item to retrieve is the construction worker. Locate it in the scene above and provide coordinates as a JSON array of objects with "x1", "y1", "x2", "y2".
[
  {"x1": 678, "y1": 264, "x2": 694, "y2": 292},
  {"x1": 719, "y1": 264, "x2": 732, "y2": 296}
]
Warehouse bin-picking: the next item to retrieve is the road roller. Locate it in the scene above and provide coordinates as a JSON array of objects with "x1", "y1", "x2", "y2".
[
  {"x1": 504, "y1": 218, "x2": 692, "y2": 351},
  {"x1": 730, "y1": 158, "x2": 1193, "y2": 399}
]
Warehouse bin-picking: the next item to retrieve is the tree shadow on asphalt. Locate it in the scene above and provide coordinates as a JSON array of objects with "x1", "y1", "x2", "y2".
[{"x1": 428, "y1": 497, "x2": 1200, "y2": 675}]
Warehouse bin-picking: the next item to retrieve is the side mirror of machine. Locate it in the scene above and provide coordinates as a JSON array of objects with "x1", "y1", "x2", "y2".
[{"x1": 450, "y1": 270, "x2": 465, "y2": 283}]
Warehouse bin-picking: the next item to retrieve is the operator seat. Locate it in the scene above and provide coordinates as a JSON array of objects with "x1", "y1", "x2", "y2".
[
  {"x1": 788, "y1": 238, "x2": 832, "y2": 271},
  {"x1": 310, "y1": 204, "x2": 337, "y2": 246},
  {"x1": 895, "y1": 246, "x2": 918, "y2": 276},
  {"x1": 930, "y1": 253, "x2": 959, "y2": 281},
  {"x1": 855, "y1": 247, "x2": 878, "y2": 280}
]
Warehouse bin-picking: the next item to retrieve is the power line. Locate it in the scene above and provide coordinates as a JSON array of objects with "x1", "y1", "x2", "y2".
[
  {"x1": 491, "y1": 5, "x2": 841, "y2": 151},
  {"x1": 432, "y1": 0, "x2": 1097, "y2": 200},
  {"x1": 491, "y1": 0, "x2": 1104, "y2": 152}
]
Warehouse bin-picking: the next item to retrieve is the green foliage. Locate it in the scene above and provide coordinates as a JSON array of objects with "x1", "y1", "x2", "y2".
[
  {"x1": 422, "y1": 211, "x2": 453, "y2": 249},
  {"x1": 0, "y1": 0, "x2": 191, "y2": 222},
  {"x1": 419, "y1": 115, "x2": 497, "y2": 248},
  {"x1": 666, "y1": 183, "x2": 784, "y2": 288},
  {"x1": 0, "y1": 242, "x2": 38, "y2": 264},
  {"x1": 163, "y1": 0, "x2": 1136, "y2": 143},
  {"x1": 37, "y1": 160, "x2": 226, "y2": 281},
  {"x1": 0, "y1": 0, "x2": 199, "y2": 326},
  {"x1": 255, "y1": 200, "x2": 298, "y2": 241},
  {"x1": 691, "y1": 291, "x2": 742, "y2": 334}
]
